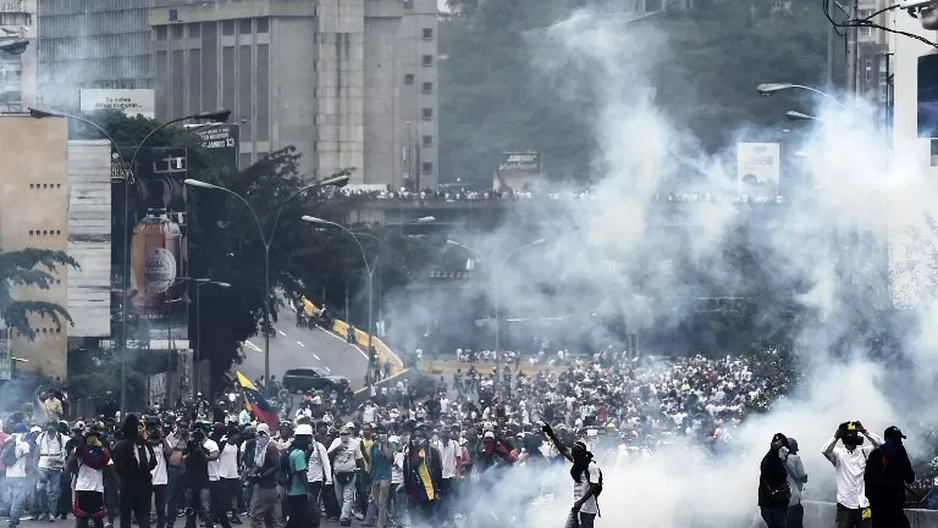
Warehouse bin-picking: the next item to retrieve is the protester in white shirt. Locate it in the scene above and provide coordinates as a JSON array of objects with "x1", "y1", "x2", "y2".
[
  {"x1": 36, "y1": 421, "x2": 67, "y2": 521},
  {"x1": 306, "y1": 435, "x2": 331, "y2": 527},
  {"x1": 327, "y1": 427, "x2": 364, "y2": 524},
  {"x1": 435, "y1": 429, "x2": 459, "y2": 525},
  {"x1": 4, "y1": 424, "x2": 31, "y2": 528},
  {"x1": 71, "y1": 429, "x2": 112, "y2": 528},
  {"x1": 149, "y1": 429, "x2": 170, "y2": 528},
  {"x1": 821, "y1": 421, "x2": 882, "y2": 527}
]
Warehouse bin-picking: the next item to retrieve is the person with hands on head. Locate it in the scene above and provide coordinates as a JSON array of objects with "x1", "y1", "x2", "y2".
[
  {"x1": 822, "y1": 421, "x2": 883, "y2": 528},
  {"x1": 541, "y1": 422, "x2": 602, "y2": 528},
  {"x1": 864, "y1": 425, "x2": 915, "y2": 528}
]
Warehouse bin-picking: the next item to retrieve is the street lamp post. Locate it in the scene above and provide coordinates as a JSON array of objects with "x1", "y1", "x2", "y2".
[
  {"x1": 755, "y1": 83, "x2": 846, "y2": 108},
  {"x1": 185, "y1": 169, "x2": 354, "y2": 392},
  {"x1": 445, "y1": 238, "x2": 546, "y2": 381},
  {"x1": 29, "y1": 107, "x2": 231, "y2": 414},
  {"x1": 785, "y1": 110, "x2": 824, "y2": 122},
  {"x1": 301, "y1": 215, "x2": 434, "y2": 390}
]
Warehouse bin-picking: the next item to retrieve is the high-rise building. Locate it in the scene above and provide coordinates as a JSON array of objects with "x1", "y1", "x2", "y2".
[
  {"x1": 0, "y1": 0, "x2": 38, "y2": 113},
  {"x1": 37, "y1": 0, "x2": 439, "y2": 188},
  {"x1": 0, "y1": 114, "x2": 69, "y2": 378}
]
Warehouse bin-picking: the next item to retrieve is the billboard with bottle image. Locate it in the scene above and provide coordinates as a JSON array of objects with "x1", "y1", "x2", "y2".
[{"x1": 111, "y1": 146, "x2": 189, "y2": 350}]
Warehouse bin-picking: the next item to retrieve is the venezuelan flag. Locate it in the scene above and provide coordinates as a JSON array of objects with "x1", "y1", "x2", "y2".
[{"x1": 236, "y1": 371, "x2": 280, "y2": 430}]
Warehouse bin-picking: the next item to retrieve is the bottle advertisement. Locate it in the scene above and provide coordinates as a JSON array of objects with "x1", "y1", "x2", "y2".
[{"x1": 111, "y1": 146, "x2": 190, "y2": 352}]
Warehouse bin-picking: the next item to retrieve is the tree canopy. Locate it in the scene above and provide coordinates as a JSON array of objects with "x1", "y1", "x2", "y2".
[
  {"x1": 440, "y1": 0, "x2": 828, "y2": 184},
  {"x1": 0, "y1": 248, "x2": 78, "y2": 340}
]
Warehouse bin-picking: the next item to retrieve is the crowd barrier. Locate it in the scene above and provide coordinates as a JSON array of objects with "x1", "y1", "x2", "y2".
[{"x1": 300, "y1": 298, "x2": 405, "y2": 376}]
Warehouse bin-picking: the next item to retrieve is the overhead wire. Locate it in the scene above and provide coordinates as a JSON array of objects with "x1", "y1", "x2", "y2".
[{"x1": 822, "y1": 0, "x2": 938, "y2": 49}]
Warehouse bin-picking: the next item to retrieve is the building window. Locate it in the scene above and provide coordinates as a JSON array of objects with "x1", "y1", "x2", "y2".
[
  {"x1": 404, "y1": 73, "x2": 415, "y2": 85},
  {"x1": 422, "y1": 82, "x2": 433, "y2": 94},
  {"x1": 857, "y1": 9, "x2": 873, "y2": 37},
  {"x1": 257, "y1": 18, "x2": 269, "y2": 33},
  {"x1": 156, "y1": 26, "x2": 167, "y2": 40},
  {"x1": 223, "y1": 20, "x2": 235, "y2": 35},
  {"x1": 404, "y1": 0, "x2": 413, "y2": 8},
  {"x1": 240, "y1": 19, "x2": 252, "y2": 33},
  {"x1": 422, "y1": 135, "x2": 433, "y2": 147},
  {"x1": 189, "y1": 23, "x2": 201, "y2": 38},
  {"x1": 422, "y1": 28, "x2": 433, "y2": 40},
  {"x1": 421, "y1": 162, "x2": 433, "y2": 174},
  {"x1": 172, "y1": 24, "x2": 184, "y2": 39},
  {"x1": 421, "y1": 108, "x2": 433, "y2": 120},
  {"x1": 421, "y1": 54, "x2": 433, "y2": 67},
  {"x1": 169, "y1": 9, "x2": 178, "y2": 21}
]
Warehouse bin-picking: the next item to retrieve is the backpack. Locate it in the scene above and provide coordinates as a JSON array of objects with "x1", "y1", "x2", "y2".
[
  {"x1": 278, "y1": 448, "x2": 293, "y2": 487},
  {"x1": 1, "y1": 439, "x2": 18, "y2": 468}
]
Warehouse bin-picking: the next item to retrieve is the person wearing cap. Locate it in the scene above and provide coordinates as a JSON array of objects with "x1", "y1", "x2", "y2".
[
  {"x1": 112, "y1": 414, "x2": 158, "y2": 528},
  {"x1": 758, "y1": 433, "x2": 791, "y2": 528},
  {"x1": 304, "y1": 424, "x2": 330, "y2": 528},
  {"x1": 402, "y1": 426, "x2": 441, "y2": 526},
  {"x1": 36, "y1": 420, "x2": 68, "y2": 522},
  {"x1": 822, "y1": 421, "x2": 883, "y2": 528},
  {"x1": 69, "y1": 426, "x2": 113, "y2": 528},
  {"x1": 285, "y1": 424, "x2": 313, "y2": 528},
  {"x1": 247, "y1": 423, "x2": 282, "y2": 528},
  {"x1": 4, "y1": 423, "x2": 31, "y2": 528},
  {"x1": 864, "y1": 425, "x2": 915, "y2": 528},
  {"x1": 784, "y1": 438, "x2": 808, "y2": 528}
]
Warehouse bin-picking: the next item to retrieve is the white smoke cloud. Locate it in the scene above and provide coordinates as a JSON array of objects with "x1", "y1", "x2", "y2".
[{"x1": 384, "y1": 6, "x2": 938, "y2": 528}]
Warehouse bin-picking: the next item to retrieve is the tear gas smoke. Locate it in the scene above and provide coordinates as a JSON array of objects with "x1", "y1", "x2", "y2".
[{"x1": 385, "y1": 7, "x2": 938, "y2": 528}]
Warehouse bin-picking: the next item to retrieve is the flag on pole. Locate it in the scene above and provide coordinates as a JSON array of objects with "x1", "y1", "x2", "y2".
[{"x1": 235, "y1": 371, "x2": 279, "y2": 430}]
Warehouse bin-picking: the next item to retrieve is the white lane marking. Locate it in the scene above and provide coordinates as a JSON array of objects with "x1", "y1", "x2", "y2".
[
  {"x1": 320, "y1": 329, "x2": 369, "y2": 359},
  {"x1": 296, "y1": 341, "x2": 306, "y2": 348},
  {"x1": 245, "y1": 341, "x2": 262, "y2": 352},
  {"x1": 312, "y1": 353, "x2": 321, "y2": 360},
  {"x1": 324, "y1": 366, "x2": 331, "y2": 373},
  {"x1": 278, "y1": 330, "x2": 287, "y2": 336}
]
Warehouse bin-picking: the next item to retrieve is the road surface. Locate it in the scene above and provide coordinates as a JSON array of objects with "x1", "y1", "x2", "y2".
[{"x1": 238, "y1": 305, "x2": 369, "y2": 391}]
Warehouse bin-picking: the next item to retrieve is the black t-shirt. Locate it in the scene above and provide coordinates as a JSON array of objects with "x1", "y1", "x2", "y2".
[{"x1": 183, "y1": 447, "x2": 210, "y2": 489}]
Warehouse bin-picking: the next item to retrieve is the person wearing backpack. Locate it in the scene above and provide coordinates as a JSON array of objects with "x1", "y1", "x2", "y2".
[
  {"x1": 541, "y1": 423, "x2": 602, "y2": 528},
  {"x1": 864, "y1": 426, "x2": 915, "y2": 528},
  {"x1": 246, "y1": 424, "x2": 281, "y2": 528},
  {"x1": 4, "y1": 423, "x2": 32, "y2": 528}
]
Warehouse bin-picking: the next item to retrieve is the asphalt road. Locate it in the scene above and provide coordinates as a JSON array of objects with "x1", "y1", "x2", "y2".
[{"x1": 238, "y1": 305, "x2": 370, "y2": 391}]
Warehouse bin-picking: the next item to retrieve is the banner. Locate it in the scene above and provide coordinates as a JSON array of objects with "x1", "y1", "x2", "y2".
[
  {"x1": 80, "y1": 89, "x2": 155, "y2": 119},
  {"x1": 189, "y1": 123, "x2": 240, "y2": 171},
  {"x1": 111, "y1": 147, "x2": 189, "y2": 350},
  {"x1": 494, "y1": 151, "x2": 541, "y2": 192},
  {"x1": 736, "y1": 142, "x2": 780, "y2": 197},
  {"x1": 0, "y1": 327, "x2": 10, "y2": 380}
]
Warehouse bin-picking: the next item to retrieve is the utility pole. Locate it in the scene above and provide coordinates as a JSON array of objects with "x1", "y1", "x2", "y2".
[{"x1": 845, "y1": 0, "x2": 858, "y2": 96}]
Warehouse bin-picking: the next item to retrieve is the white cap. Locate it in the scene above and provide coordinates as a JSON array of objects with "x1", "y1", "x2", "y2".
[
  {"x1": 256, "y1": 423, "x2": 271, "y2": 435},
  {"x1": 388, "y1": 436, "x2": 400, "y2": 444},
  {"x1": 30, "y1": 426, "x2": 42, "y2": 434},
  {"x1": 295, "y1": 424, "x2": 314, "y2": 436},
  {"x1": 483, "y1": 431, "x2": 495, "y2": 440}
]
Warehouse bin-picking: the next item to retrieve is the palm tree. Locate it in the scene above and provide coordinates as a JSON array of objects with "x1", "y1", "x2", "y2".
[{"x1": 0, "y1": 248, "x2": 79, "y2": 339}]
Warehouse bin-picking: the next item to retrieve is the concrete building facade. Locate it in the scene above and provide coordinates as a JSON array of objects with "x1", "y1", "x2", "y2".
[
  {"x1": 37, "y1": 0, "x2": 439, "y2": 188},
  {"x1": 0, "y1": 0, "x2": 38, "y2": 113},
  {"x1": 0, "y1": 114, "x2": 69, "y2": 378}
]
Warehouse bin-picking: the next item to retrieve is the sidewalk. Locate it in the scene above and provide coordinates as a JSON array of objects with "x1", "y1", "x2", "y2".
[{"x1": 14, "y1": 518, "x2": 344, "y2": 528}]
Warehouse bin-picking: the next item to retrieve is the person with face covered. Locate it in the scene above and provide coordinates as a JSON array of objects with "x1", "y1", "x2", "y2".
[
  {"x1": 542, "y1": 423, "x2": 602, "y2": 528},
  {"x1": 864, "y1": 426, "x2": 915, "y2": 528},
  {"x1": 285, "y1": 424, "x2": 313, "y2": 528},
  {"x1": 822, "y1": 421, "x2": 883, "y2": 528},
  {"x1": 111, "y1": 414, "x2": 157, "y2": 528},
  {"x1": 36, "y1": 420, "x2": 67, "y2": 521},
  {"x1": 402, "y1": 426, "x2": 442, "y2": 527},
  {"x1": 758, "y1": 433, "x2": 791, "y2": 528},
  {"x1": 69, "y1": 427, "x2": 113, "y2": 528},
  {"x1": 327, "y1": 426, "x2": 364, "y2": 526}
]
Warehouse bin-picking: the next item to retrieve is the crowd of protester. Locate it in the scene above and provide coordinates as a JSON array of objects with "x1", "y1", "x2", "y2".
[{"x1": 1, "y1": 348, "x2": 937, "y2": 528}]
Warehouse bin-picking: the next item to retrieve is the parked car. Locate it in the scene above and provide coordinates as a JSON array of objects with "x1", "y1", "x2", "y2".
[{"x1": 282, "y1": 367, "x2": 350, "y2": 393}]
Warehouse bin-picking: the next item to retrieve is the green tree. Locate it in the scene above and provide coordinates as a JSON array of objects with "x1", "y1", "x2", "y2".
[{"x1": 0, "y1": 248, "x2": 79, "y2": 339}]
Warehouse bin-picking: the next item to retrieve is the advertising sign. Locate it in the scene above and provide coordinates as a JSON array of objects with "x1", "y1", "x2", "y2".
[
  {"x1": 111, "y1": 147, "x2": 189, "y2": 350},
  {"x1": 0, "y1": 328, "x2": 10, "y2": 381},
  {"x1": 494, "y1": 151, "x2": 541, "y2": 192},
  {"x1": 80, "y1": 89, "x2": 155, "y2": 119},
  {"x1": 736, "y1": 142, "x2": 780, "y2": 197},
  {"x1": 189, "y1": 123, "x2": 240, "y2": 171}
]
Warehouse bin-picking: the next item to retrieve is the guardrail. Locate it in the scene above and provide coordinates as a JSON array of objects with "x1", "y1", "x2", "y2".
[{"x1": 300, "y1": 298, "x2": 405, "y2": 377}]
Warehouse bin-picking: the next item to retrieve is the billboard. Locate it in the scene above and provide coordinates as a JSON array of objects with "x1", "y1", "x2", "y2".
[
  {"x1": 80, "y1": 89, "x2": 155, "y2": 119},
  {"x1": 189, "y1": 123, "x2": 240, "y2": 171},
  {"x1": 736, "y1": 142, "x2": 780, "y2": 197},
  {"x1": 111, "y1": 147, "x2": 189, "y2": 350},
  {"x1": 494, "y1": 151, "x2": 541, "y2": 192},
  {"x1": 67, "y1": 140, "x2": 113, "y2": 337}
]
